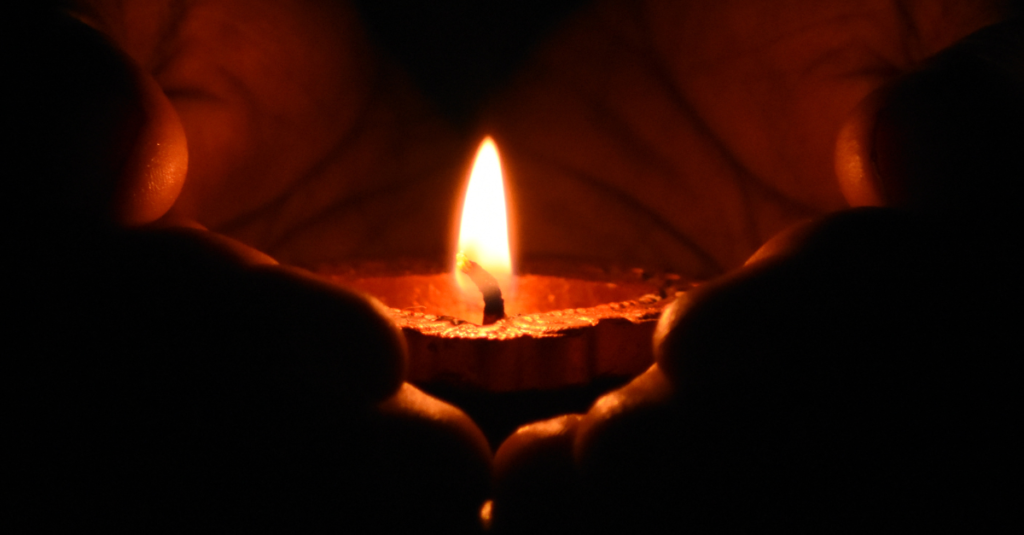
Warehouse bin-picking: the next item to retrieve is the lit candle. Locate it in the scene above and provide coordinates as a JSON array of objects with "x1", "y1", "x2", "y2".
[
  {"x1": 323, "y1": 137, "x2": 691, "y2": 393},
  {"x1": 455, "y1": 137, "x2": 511, "y2": 325}
]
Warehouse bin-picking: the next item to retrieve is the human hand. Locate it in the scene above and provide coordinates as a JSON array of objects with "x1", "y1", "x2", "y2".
[
  {"x1": 7, "y1": 11, "x2": 489, "y2": 532},
  {"x1": 28, "y1": 1, "x2": 1020, "y2": 530},
  {"x1": 482, "y1": 0, "x2": 1013, "y2": 278},
  {"x1": 488, "y1": 5, "x2": 1022, "y2": 531},
  {"x1": 491, "y1": 208, "x2": 1016, "y2": 533},
  {"x1": 66, "y1": 0, "x2": 468, "y2": 268},
  {"x1": 64, "y1": 0, "x2": 1013, "y2": 281}
]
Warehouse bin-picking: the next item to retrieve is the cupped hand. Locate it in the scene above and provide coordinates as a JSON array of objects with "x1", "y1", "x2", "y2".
[
  {"x1": 8, "y1": 11, "x2": 489, "y2": 532},
  {"x1": 71, "y1": 0, "x2": 469, "y2": 267},
  {"x1": 486, "y1": 2, "x2": 1021, "y2": 530},
  {"x1": 483, "y1": 0, "x2": 1010, "y2": 277},
  {"x1": 491, "y1": 207, "x2": 1016, "y2": 533},
  {"x1": 33, "y1": 1, "x2": 1021, "y2": 531},
  {"x1": 68, "y1": 0, "x2": 1011, "y2": 280}
]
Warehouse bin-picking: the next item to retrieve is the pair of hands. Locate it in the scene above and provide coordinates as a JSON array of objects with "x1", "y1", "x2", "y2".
[
  {"x1": 10, "y1": 0, "x2": 1020, "y2": 531},
  {"x1": 65, "y1": 0, "x2": 1009, "y2": 276}
]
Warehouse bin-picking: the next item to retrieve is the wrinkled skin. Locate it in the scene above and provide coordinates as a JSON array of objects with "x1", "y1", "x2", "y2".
[
  {"x1": 483, "y1": 0, "x2": 1007, "y2": 276},
  {"x1": 8, "y1": 9, "x2": 490, "y2": 533},
  {"x1": 483, "y1": 2, "x2": 1020, "y2": 532},
  {"x1": 74, "y1": 0, "x2": 468, "y2": 266},
  {"x1": 73, "y1": 0, "x2": 1007, "y2": 277},
  {"x1": 14, "y1": 0, "x2": 1020, "y2": 531}
]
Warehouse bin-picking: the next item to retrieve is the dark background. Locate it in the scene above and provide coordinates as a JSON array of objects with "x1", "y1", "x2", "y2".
[{"x1": 353, "y1": 0, "x2": 594, "y2": 124}]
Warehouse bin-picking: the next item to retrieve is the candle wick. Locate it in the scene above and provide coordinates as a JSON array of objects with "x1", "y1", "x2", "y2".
[{"x1": 457, "y1": 252, "x2": 506, "y2": 325}]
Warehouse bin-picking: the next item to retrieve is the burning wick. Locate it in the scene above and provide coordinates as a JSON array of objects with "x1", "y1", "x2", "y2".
[{"x1": 457, "y1": 252, "x2": 506, "y2": 325}]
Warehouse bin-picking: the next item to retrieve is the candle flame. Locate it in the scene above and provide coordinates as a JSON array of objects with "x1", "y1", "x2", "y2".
[{"x1": 456, "y1": 137, "x2": 512, "y2": 295}]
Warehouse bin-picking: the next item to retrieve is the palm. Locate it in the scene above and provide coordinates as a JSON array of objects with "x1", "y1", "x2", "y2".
[
  {"x1": 80, "y1": 0, "x2": 1003, "y2": 278},
  {"x1": 483, "y1": 0, "x2": 1002, "y2": 277}
]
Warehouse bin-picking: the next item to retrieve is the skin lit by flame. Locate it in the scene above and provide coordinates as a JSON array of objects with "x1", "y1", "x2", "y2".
[{"x1": 457, "y1": 137, "x2": 512, "y2": 294}]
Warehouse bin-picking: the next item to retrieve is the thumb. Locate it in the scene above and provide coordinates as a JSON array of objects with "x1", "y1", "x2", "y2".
[
  {"x1": 9, "y1": 9, "x2": 187, "y2": 231},
  {"x1": 835, "y1": 16, "x2": 1024, "y2": 226}
]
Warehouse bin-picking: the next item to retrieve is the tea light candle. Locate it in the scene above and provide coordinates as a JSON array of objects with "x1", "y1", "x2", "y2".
[{"x1": 324, "y1": 138, "x2": 690, "y2": 392}]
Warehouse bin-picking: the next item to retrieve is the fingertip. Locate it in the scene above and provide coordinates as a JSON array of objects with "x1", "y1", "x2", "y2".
[
  {"x1": 494, "y1": 414, "x2": 582, "y2": 483},
  {"x1": 247, "y1": 265, "x2": 408, "y2": 403},
  {"x1": 12, "y1": 11, "x2": 187, "y2": 230},
  {"x1": 573, "y1": 365, "x2": 675, "y2": 465},
  {"x1": 113, "y1": 63, "x2": 188, "y2": 226},
  {"x1": 491, "y1": 414, "x2": 584, "y2": 534},
  {"x1": 741, "y1": 216, "x2": 816, "y2": 266},
  {"x1": 652, "y1": 262, "x2": 776, "y2": 388},
  {"x1": 651, "y1": 294, "x2": 690, "y2": 382},
  {"x1": 371, "y1": 383, "x2": 492, "y2": 533},
  {"x1": 841, "y1": 18, "x2": 1024, "y2": 224},
  {"x1": 87, "y1": 226, "x2": 405, "y2": 405},
  {"x1": 378, "y1": 383, "x2": 492, "y2": 466},
  {"x1": 834, "y1": 86, "x2": 889, "y2": 208},
  {"x1": 570, "y1": 366, "x2": 682, "y2": 532}
]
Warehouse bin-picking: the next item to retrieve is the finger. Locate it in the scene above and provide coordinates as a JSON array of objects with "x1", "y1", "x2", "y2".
[
  {"x1": 654, "y1": 208, "x2": 953, "y2": 409},
  {"x1": 76, "y1": 0, "x2": 465, "y2": 269},
  {"x1": 21, "y1": 224, "x2": 407, "y2": 416},
  {"x1": 100, "y1": 227, "x2": 407, "y2": 404},
  {"x1": 482, "y1": 0, "x2": 1004, "y2": 278},
  {"x1": 836, "y1": 16, "x2": 1024, "y2": 227},
  {"x1": 10, "y1": 10, "x2": 187, "y2": 231},
  {"x1": 652, "y1": 207, "x2": 1006, "y2": 529},
  {"x1": 490, "y1": 414, "x2": 585, "y2": 535},
  {"x1": 365, "y1": 383, "x2": 493, "y2": 534},
  {"x1": 176, "y1": 381, "x2": 492, "y2": 532},
  {"x1": 570, "y1": 365, "x2": 686, "y2": 533},
  {"x1": 216, "y1": 382, "x2": 492, "y2": 533},
  {"x1": 242, "y1": 263, "x2": 408, "y2": 403},
  {"x1": 11, "y1": 226, "x2": 414, "y2": 528}
]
